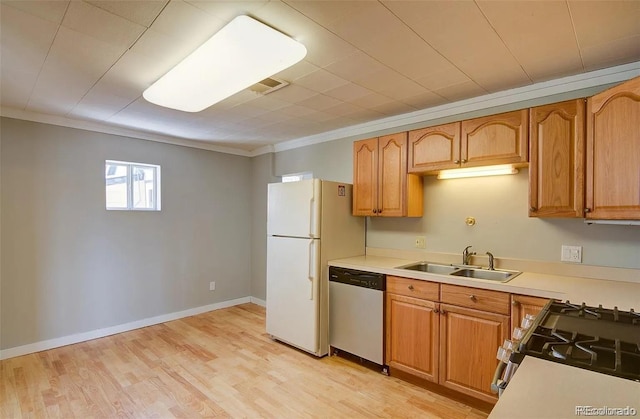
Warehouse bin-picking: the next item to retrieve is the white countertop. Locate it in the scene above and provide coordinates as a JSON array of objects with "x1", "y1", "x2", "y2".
[
  {"x1": 488, "y1": 357, "x2": 640, "y2": 419},
  {"x1": 328, "y1": 255, "x2": 640, "y2": 310}
]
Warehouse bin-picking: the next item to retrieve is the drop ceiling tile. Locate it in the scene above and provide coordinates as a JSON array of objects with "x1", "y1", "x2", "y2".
[
  {"x1": 297, "y1": 94, "x2": 343, "y2": 111},
  {"x1": 322, "y1": 50, "x2": 385, "y2": 81},
  {"x1": 433, "y1": 80, "x2": 486, "y2": 102},
  {"x1": 348, "y1": 92, "x2": 395, "y2": 108},
  {"x1": 293, "y1": 69, "x2": 350, "y2": 93},
  {"x1": 249, "y1": 95, "x2": 292, "y2": 111},
  {"x1": 1, "y1": 1, "x2": 68, "y2": 24},
  {"x1": 401, "y1": 91, "x2": 447, "y2": 110},
  {"x1": 284, "y1": 0, "x2": 368, "y2": 28},
  {"x1": 150, "y1": 0, "x2": 225, "y2": 44},
  {"x1": 371, "y1": 100, "x2": 416, "y2": 116},
  {"x1": 328, "y1": 2, "x2": 403, "y2": 51},
  {"x1": 351, "y1": 66, "x2": 408, "y2": 93},
  {"x1": 0, "y1": 3, "x2": 59, "y2": 109},
  {"x1": 268, "y1": 84, "x2": 317, "y2": 103},
  {"x1": 62, "y1": 1, "x2": 146, "y2": 50},
  {"x1": 383, "y1": 0, "x2": 530, "y2": 91},
  {"x1": 569, "y1": 1, "x2": 640, "y2": 49},
  {"x1": 274, "y1": 60, "x2": 320, "y2": 82},
  {"x1": 477, "y1": 1, "x2": 583, "y2": 82},
  {"x1": 376, "y1": 78, "x2": 431, "y2": 102},
  {"x1": 187, "y1": 0, "x2": 269, "y2": 22},
  {"x1": 581, "y1": 35, "x2": 640, "y2": 71},
  {"x1": 280, "y1": 104, "x2": 316, "y2": 117},
  {"x1": 86, "y1": 0, "x2": 169, "y2": 27},
  {"x1": 26, "y1": 27, "x2": 124, "y2": 115},
  {"x1": 323, "y1": 102, "x2": 367, "y2": 117},
  {"x1": 324, "y1": 83, "x2": 373, "y2": 102},
  {"x1": 415, "y1": 66, "x2": 471, "y2": 91}
]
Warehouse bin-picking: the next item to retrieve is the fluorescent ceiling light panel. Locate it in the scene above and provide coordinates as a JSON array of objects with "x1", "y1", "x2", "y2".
[
  {"x1": 437, "y1": 164, "x2": 518, "y2": 180},
  {"x1": 143, "y1": 16, "x2": 307, "y2": 112}
]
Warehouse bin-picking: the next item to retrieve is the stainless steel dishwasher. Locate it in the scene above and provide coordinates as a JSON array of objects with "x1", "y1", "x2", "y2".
[{"x1": 328, "y1": 266, "x2": 386, "y2": 371}]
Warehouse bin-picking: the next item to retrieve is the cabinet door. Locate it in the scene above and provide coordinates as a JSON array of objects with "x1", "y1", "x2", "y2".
[
  {"x1": 378, "y1": 133, "x2": 407, "y2": 217},
  {"x1": 461, "y1": 109, "x2": 529, "y2": 167},
  {"x1": 586, "y1": 76, "x2": 640, "y2": 220},
  {"x1": 408, "y1": 122, "x2": 461, "y2": 173},
  {"x1": 511, "y1": 295, "x2": 548, "y2": 335},
  {"x1": 529, "y1": 100, "x2": 585, "y2": 218},
  {"x1": 386, "y1": 293, "x2": 439, "y2": 383},
  {"x1": 353, "y1": 138, "x2": 378, "y2": 216},
  {"x1": 439, "y1": 304, "x2": 509, "y2": 403}
]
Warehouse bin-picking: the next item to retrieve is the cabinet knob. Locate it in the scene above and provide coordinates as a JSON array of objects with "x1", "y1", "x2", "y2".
[
  {"x1": 530, "y1": 206, "x2": 537, "y2": 212},
  {"x1": 372, "y1": 209, "x2": 378, "y2": 214},
  {"x1": 469, "y1": 295, "x2": 477, "y2": 302},
  {"x1": 512, "y1": 300, "x2": 519, "y2": 306},
  {"x1": 454, "y1": 160, "x2": 460, "y2": 164},
  {"x1": 584, "y1": 208, "x2": 592, "y2": 213},
  {"x1": 441, "y1": 309, "x2": 446, "y2": 315},
  {"x1": 408, "y1": 285, "x2": 414, "y2": 290},
  {"x1": 378, "y1": 209, "x2": 382, "y2": 214},
  {"x1": 461, "y1": 159, "x2": 467, "y2": 164},
  {"x1": 433, "y1": 308, "x2": 439, "y2": 314}
]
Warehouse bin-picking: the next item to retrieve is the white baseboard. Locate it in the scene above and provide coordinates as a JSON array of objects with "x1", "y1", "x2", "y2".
[
  {"x1": 250, "y1": 296, "x2": 266, "y2": 307},
  {"x1": 0, "y1": 296, "x2": 255, "y2": 361}
]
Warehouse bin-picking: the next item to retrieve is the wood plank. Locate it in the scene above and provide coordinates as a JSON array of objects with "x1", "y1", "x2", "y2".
[{"x1": 1, "y1": 304, "x2": 488, "y2": 418}]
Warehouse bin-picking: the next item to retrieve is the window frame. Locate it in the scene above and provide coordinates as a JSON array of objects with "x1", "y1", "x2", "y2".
[{"x1": 105, "y1": 160, "x2": 161, "y2": 211}]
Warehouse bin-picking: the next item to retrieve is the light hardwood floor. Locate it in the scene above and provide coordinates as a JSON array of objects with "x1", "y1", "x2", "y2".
[{"x1": 1, "y1": 303, "x2": 489, "y2": 418}]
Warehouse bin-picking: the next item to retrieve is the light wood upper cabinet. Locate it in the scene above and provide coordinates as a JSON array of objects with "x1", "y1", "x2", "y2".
[
  {"x1": 353, "y1": 133, "x2": 423, "y2": 217},
  {"x1": 529, "y1": 100, "x2": 585, "y2": 218},
  {"x1": 439, "y1": 304, "x2": 509, "y2": 404},
  {"x1": 408, "y1": 122, "x2": 461, "y2": 173},
  {"x1": 461, "y1": 109, "x2": 529, "y2": 168},
  {"x1": 586, "y1": 76, "x2": 640, "y2": 220},
  {"x1": 408, "y1": 110, "x2": 528, "y2": 174}
]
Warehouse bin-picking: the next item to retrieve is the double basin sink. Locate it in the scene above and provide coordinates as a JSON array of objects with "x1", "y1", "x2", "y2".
[{"x1": 397, "y1": 262, "x2": 521, "y2": 283}]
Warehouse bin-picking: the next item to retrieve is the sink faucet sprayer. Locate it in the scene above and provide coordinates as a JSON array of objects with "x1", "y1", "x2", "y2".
[{"x1": 462, "y1": 246, "x2": 476, "y2": 265}]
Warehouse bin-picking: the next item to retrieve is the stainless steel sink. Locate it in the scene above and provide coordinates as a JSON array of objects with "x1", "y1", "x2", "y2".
[
  {"x1": 397, "y1": 262, "x2": 458, "y2": 275},
  {"x1": 397, "y1": 262, "x2": 521, "y2": 283},
  {"x1": 449, "y1": 268, "x2": 520, "y2": 282}
]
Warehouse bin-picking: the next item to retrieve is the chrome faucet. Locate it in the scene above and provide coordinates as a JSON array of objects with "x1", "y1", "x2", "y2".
[
  {"x1": 486, "y1": 252, "x2": 495, "y2": 270},
  {"x1": 462, "y1": 246, "x2": 476, "y2": 265}
]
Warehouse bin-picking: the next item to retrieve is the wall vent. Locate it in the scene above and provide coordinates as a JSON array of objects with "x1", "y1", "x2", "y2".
[{"x1": 249, "y1": 77, "x2": 289, "y2": 95}]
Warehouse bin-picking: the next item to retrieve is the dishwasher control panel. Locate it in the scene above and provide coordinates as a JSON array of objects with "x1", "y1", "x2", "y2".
[{"x1": 329, "y1": 266, "x2": 385, "y2": 291}]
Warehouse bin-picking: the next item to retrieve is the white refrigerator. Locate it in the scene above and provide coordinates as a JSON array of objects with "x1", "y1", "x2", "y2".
[{"x1": 266, "y1": 179, "x2": 365, "y2": 357}]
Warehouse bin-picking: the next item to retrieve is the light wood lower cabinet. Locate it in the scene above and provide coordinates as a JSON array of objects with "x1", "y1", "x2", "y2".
[
  {"x1": 385, "y1": 277, "x2": 511, "y2": 404},
  {"x1": 385, "y1": 293, "x2": 439, "y2": 382},
  {"x1": 511, "y1": 294, "x2": 549, "y2": 333},
  {"x1": 438, "y1": 304, "x2": 510, "y2": 403}
]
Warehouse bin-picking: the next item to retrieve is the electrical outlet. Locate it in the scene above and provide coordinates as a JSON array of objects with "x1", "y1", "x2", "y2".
[
  {"x1": 561, "y1": 245, "x2": 582, "y2": 263},
  {"x1": 415, "y1": 236, "x2": 426, "y2": 249},
  {"x1": 209, "y1": 281, "x2": 216, "y2": 291}
]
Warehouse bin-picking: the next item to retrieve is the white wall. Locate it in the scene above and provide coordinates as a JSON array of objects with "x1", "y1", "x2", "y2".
[{"x1": 0, "y1": 118, "x2": 252, "y2": 350}]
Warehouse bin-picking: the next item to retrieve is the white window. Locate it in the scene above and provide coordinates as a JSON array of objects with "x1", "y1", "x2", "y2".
[{"x1": 105, "y1": 160, "x2": 161, "y2": 211}]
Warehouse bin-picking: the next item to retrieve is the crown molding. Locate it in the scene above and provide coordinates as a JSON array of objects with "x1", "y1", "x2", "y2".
[
  {"x1": 267, "y1": 61, "x2": 640, "y2": 155},
  {"x1": 0, "y1": 107, "x2": 253, "y2": 157},
  {"x1": 3, "y1": 61, "x2": 639, "y2": 158}
]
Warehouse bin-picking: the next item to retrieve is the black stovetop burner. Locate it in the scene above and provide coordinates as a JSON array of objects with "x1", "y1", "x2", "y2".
[{"x1": 519, "y1": 301, "x2": 640, "y2": 382}]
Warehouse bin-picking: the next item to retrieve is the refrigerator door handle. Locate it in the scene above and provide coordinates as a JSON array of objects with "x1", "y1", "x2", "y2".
[
  {"x1": 308, "y1": 240, "x2": 316, "y2": 300},
  {"x1": 309, "y1": 180, "x2": 320, "y2": 238}
]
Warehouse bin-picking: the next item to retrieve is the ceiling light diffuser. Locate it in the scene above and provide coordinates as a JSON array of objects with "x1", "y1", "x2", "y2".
[
  {"x1": 437, "y1": 164, "x2": 519, "y2": 180},
  {"x1": 143, "y1": 16, "x2": 307, "y2": 112}
]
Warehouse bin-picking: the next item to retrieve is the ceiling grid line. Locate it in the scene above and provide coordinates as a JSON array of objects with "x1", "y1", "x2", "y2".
[
  {"x1": 565, "y1": 0, "x2": 586, "y2": 71},
  {"x1": 472, "y1": 0, "x2": 532, "y2": 84},
  {"x1": 24, "y1": 1, "x2": 71, "y2": 112},
  {"x1": 66, "y1": 0, "x2": 172, "y2": 119}
]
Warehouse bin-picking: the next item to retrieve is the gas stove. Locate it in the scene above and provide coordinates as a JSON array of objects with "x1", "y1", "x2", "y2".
[{"x1": 518, "y1": 301, "x2": 640, "y2": 382}]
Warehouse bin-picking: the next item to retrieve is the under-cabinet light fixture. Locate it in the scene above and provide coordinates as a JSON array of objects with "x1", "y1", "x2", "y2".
[
  {"x1": 143, "y1": 15, "x2": 307, "y2": 112},
  {"x1": 437, "y1": 164, "x2": 519, "y2": 180}
]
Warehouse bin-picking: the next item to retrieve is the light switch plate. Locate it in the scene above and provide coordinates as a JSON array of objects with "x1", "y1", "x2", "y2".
[
  {"x1": 415, "y1": 236, "x2": 426, "y2": 249},
  {"x1": 561, "y1": 245, "x2": 582, "y2": 263}
]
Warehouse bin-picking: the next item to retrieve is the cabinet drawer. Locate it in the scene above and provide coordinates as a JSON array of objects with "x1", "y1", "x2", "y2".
[
  {"x1": 387, "y1": 276, "x2": 439, "y2": 300},
  {"x1": 440, "y1": 284, "x2": 510, "y2": 315}
]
